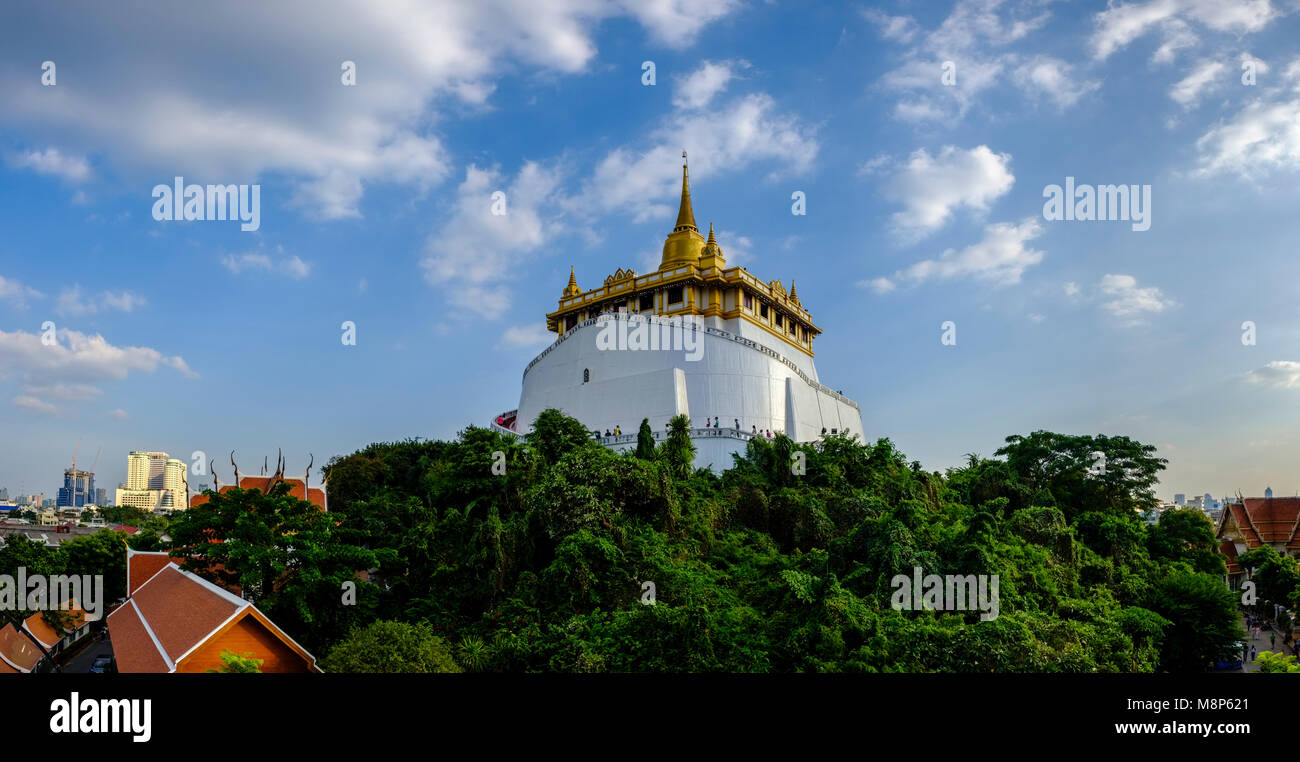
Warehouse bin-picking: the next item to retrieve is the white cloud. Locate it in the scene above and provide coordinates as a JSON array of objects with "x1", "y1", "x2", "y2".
[
  {"x1": 0, "y1": 275, "x2": 43, "y2": 309},
  {"x1": 0, "y1": 326, "x2": 193, "y2": 384},
  {"x1": 862, "y1": 277, "x2": 897, "y2": 294},
  {"x1": 5, "y1": 147, "x2": 91, "y2": 182},
  {"x1": 885, "y1": 145, "x2": 1015, "y2": 238},
  {"x1": 221, "y1": 248, "x2": 311, "y2": 279},
  {"x1": 1012, "y1": 56, "x2": 1101, "y2": 109},
  {"x1": 12, "y1": 395, "x2": 59, "y2": 416},
  {"x1": 673, "y1": 60, "x2": 744, "y2": 110},
  {"x1": 108, "y1": 408, "x2": 129, "y2": 421},
  {"x1": 1098, "y1": 273, "x2": 1174, "y2": 320},
  {"x1": 1152, "y1": 18, "x2": 1199, "y2": 64},
  {"x1": 576, "y1": 93, "x2": 818, "y2": 223},
  {"x1": 872, "y1": 0, "x2": 1053, "y2": 123},
  {"x1": 56, "y1": 285, "x2": 147, "y2": 316},
  {"x1": 1247, "y1": 360, "x2": 1300, "y2": 389},
  {"x1": 860, "y1": 8, "x2": 920, "y2": 44},
  {"x1": 25, "y1": 383, "x2": 102, "y2": 402},
  {"x1": 1064, "y1": 281, "x2": 1081, "y2": 297},
  {"x1": 498, "y1": 323, "x2": 554, "y2": 350},
  {"x1": 1194, "y1": 96, "x2": 1300, "y2": 177},
  {"x1": 421, "y1": 161, "x2": 564, "y2": 319},
  {"x1": 1091, "y1": 0, "x2": 1280, "y2": 61},
  {"x1": 0, "y1": 2, "x2": 743, "y2": 220},
  {"x1": 1170, "y1": 59, "x2": 1225, "y2": 107},
  {"x1": 866, "y1": 218, "x2": 1044, "y2": 290}
]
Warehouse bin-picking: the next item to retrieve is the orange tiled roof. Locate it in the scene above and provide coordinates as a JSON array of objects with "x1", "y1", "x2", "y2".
[
  {"x1": 0, "y1": 624, "x2": 42, "y2": 673},
  {"x1": 109, "y1": 547, "x2": 319, "y2": 673},
  {"x1": 128, "y1": 550, "x2": 174, "y2": 596},
  {"x1": 190, "y1": 477, "x2": 325, "y2": 510},
  {"x1": 22, "y1": 613, "x2": 62, "y2": 649}
]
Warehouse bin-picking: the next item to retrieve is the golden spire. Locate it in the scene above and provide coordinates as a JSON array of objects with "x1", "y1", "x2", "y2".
[
  {"x1": 790, "y1": 280, "x2": 800, "y2": 305},
  {"x1": 673, "y1": 150, "x2": 698, "y2": 233},
  {"x1": 562, "y1": 265, "x2": 581, "y2": 298},
  {"x1": 706, "y1": 222, "x2": 716, "y2": 246},
  {"x1": 660, "y1": 151, "x2": 707, "y2": 269}
]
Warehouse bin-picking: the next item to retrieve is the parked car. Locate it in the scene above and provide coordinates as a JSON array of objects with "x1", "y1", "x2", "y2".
[{"x1": 89, "y1": 656, "x2": 114, "y2": 674}]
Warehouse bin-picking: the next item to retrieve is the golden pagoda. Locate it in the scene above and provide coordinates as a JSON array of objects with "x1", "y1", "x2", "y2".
[{"x1": 546, "y1": 152, "x2": 821, "y2": 357}]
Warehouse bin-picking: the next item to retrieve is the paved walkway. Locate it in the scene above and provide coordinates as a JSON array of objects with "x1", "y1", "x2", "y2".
[{"x1": 1240, "y1": 615, "x2": 1291, "y2": 673}]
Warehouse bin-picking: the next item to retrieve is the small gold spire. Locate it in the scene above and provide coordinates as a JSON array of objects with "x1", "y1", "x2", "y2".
[
  {"x1": 790, "y1": 280, "x2": 800, "y2": 305},
  {"x1": 674, "y1": 150, "x2": 698, "y2": 233},
  {"x1": 562, "y1": 265, "x2": 581, "y2": 298},
  {"x1": 706, "y1": 222, "x2": 716, "y2": 246}
]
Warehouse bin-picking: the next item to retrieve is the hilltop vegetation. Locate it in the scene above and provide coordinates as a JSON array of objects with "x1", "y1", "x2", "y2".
[
  {"x1": 225, "y1": 409, "x2": 1230, "y2": 672},
  {"x1": 56, "y1": 408, "x2": 1233, "y2": 672}
]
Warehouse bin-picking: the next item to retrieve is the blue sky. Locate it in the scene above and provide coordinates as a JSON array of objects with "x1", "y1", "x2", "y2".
[{"x1": 1, "y1": 0, "x2": 1298, "y2": 501}]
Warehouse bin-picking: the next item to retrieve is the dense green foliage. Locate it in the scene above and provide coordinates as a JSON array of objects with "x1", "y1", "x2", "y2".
[
  {"x1": 320, "y1": 620, "x2": 460, "y2": 673},
  {"x1": 0, "y1": 529, "x2": 130, "y2": 625},
  {"x1": 249, "y1": 410, "x2": 1240, "y2": 673}
]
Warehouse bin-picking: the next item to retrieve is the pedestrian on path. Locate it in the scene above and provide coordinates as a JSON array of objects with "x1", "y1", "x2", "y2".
[
  {"x1": 1271, "y1": 632, "x2": 1277, "y2": 649},
  {"x1": 1250, "y1": 646, "x2": 1258, "y2": 661}
]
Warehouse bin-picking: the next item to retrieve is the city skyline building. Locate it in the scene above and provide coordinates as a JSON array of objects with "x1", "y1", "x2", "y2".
[
  {"x1": 56, "y1": 468, "x2": 94, "y2": 508},
  {"x1": 115, "y1": 450, "x2": 188, "y2": 511}
]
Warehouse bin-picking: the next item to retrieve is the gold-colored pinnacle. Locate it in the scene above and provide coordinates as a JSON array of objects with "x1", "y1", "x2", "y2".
[
  {"x1": 673, "y1": 152, "x2": 697, "y2": 233},
  {"x1": 563, "y1": 265, "x2": 580, "y2": 297}
]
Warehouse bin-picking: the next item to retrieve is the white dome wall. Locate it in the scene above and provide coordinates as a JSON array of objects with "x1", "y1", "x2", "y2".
[{"x1": 513, "y1": 316, "x2": 864, "y2": 469}]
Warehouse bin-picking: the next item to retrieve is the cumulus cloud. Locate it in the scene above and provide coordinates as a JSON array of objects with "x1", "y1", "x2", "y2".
[
  {"x1": 673, "y1": 60, "x2": 745, "y2": 110},
  {"x1": 421, "y1": 161, "x2": 564, "y2": 320},
  {"x1": 871, "y1": 0, "x2": 1053, "y2": 123},
  {"x1": 498, "y1": 323, "x2": 555, "y2": 350},
  {"x1": 863, "y1": 218, "x2": 1044, "y2": 292},
  {"x1": 56, "y1": 285, "x2": 147, "y2": 316},
  {"x1": 12, "y1": 395, "x2": 59, "y2": 416},
  {"x1": 0, "y1": 1, "x2": 744, "y2": 220},
  {"x1": 1012, "y1": 56, "x2": 1101, "y2": 109},
  {"x1": 1091, "y1": 0, "x2": 1280, "y2": 61},
  {"x1": 1246, "y1": 360, "x2": 1300, "y2": 389},
  {"x1": 574, "y1": 93, "x2": 818, "y2": 224},
  {"x1": 0, "y1": 274, "x2": 43, "y2": 309},
  {"x1": 1098, "y1": 273, "x2": 1174, "y2": 321},
  {"x1": 883, "y1": 145, "x2": 1015, "y2": 238},
  {"x1": 0, "y1": 326, "x2": 194, "y2": 384},
  {"x1": 25, "y1": 383, "x2": 102, "y2": 402},
  {"x1": 221, "y1": 247, "x2": 312, "y2": 279},
  {"x1": 860, "y1": 8, "x2": 921, "y2": 44},
  {"x1": 1194, "y1": 94, "x2": 1300, "y2": 177},
  {"x1": 108, "y1": 408, "x2": 129, "y2": 420},
  {"x1": 1169, "y1": 59, "x2": 1225, "y2": 107},
  {"x1": 6, "y1": 147, "x2": 92, "y2": 182}
]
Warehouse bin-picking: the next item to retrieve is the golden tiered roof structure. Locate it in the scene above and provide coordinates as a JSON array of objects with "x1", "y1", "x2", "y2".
[{"x1": 547, "y1": 153, "x2": 821, "y2": 357}]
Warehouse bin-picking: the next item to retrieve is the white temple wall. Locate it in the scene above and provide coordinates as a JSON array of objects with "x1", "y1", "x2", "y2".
[{"x1": 515, "y1": 318, "x2": 863, "y2": 447}]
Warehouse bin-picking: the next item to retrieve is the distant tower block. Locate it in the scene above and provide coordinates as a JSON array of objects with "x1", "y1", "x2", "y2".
[{"x1": 490, "y1": 154, "x2": 864, "y2": 471}]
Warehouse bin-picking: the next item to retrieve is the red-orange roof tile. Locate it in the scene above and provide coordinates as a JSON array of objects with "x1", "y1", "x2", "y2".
[
  {"x1": 106, "y1": 601, "x2": 171, "y2": 673},
  {"x1": 0, "y1": 624, "x2": 42, "y2": 672}
]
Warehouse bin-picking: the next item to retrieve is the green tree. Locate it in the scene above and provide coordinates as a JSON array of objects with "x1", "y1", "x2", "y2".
[
  {"x1": 167, "y1": 481, "x2": 379, "y2": 652},
  {"x1": 61, "y1": 529, "x2": 129, "y2": 601},
  {"x1": 206, "y1": 649, "x2": 263, "y2": 673},
  {"x1": 661, "y1": 414, "x2": 695, "y2": 480},
  {"x1": 1255, "y1": 651, "x2": 1300, "y2": 673},
  {"x1": 1146, "y1": 571, "x2": 1244, "y2": 672},
  {"x1": 635, "y1": 418, "x2": 656, "y2": 460},
  {"x1": 320, "y1": 620, "x2": 462, "y2": 673}
]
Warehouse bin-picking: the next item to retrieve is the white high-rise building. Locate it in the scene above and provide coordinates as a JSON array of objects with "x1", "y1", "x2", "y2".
[{"x1": 117, "y1": 450, "x2": 188, "y2": 511}]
